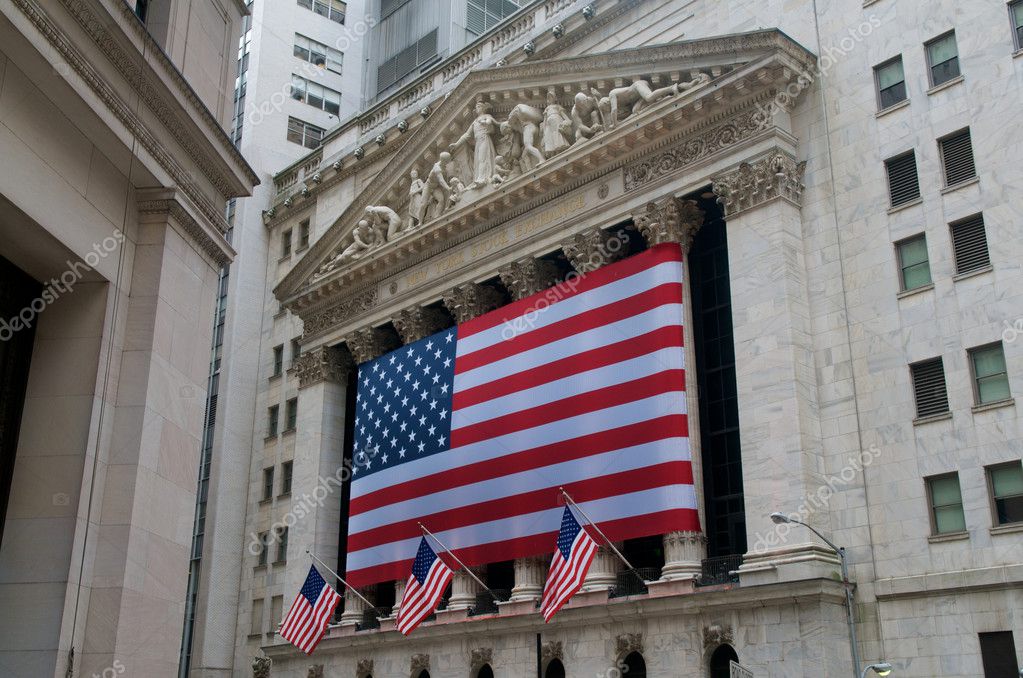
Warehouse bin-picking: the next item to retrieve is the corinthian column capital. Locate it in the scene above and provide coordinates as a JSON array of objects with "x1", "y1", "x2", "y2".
[
  {"x1": 562, "y1": 228, "x2": 627, "y2": 274},
  {"x1": 392, "y1": 305, "x2": 449, "y2": 344},
  {"x1": 345, "y1": 326, "x2": 398, "y2": 364},
  {"x1": 712, "y1": 150, "x2": 806, "y2": 216},
  {"x1": 633, "y1": 196, "x2": 704, "y2": 251},
  {"x1": 293, "y1": 345, "x2": 353, "y2": 388},
  {"x1": 498, "y1": 257, "x2": 560, "y2": 301},
  {"x1": 442, "y1": 283, "x2": 505, "y2": 324}
]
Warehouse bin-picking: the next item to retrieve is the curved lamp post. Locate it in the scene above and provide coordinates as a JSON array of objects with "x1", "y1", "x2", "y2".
[
  {"x1": 770, "y1": 512, "x2": 871, "y2": 678},
  {"x1": 861, "y1": 662, "x2": 893, "y2": 678}
]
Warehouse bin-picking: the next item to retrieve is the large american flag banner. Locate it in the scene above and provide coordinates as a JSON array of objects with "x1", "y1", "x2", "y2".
[{"x1": 344, "y1": 243, "x2": 699, "y2": 588}]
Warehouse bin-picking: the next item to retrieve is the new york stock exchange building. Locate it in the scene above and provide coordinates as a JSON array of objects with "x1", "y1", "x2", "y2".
[{"x1": 235, "y1": 2, "x2": 1023, "y2": 677}]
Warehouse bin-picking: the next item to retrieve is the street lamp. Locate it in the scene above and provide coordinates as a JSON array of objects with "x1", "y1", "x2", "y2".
[
  {"x1": 769, "y1": 512, "x2": 862, "y2": 678},
  {"x1": 861, "y1": 662, "x2": 893, "y2": 677}
]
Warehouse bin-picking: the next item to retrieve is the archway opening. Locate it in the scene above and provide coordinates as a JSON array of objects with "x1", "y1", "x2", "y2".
[
  {"x1": 477, "y1": 664, "x2": 494, "y2": 678},
  {"x1": 709, "y1": 645, "x2": 738, "y2": 678},
  {"x1": 544, "y1": 658, "x2": 565, "y2": 678},
  {"x1": 622, "y1": 652, "x2": 646, "y2": 678},
  {"x1": 415, "y1": 671, "x2": 431, "y2": 678}
]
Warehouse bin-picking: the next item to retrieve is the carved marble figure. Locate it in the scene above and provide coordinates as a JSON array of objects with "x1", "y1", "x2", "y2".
[
  {"x1": 541, "y1": 91, "x2": 573, "y2": 156},
  {"x1": 449, "y1": 99, "x2": 500, "y2": 189},
  {"x1": 505, "y1": 103, "x2": 545, "y2": 172},
  {"x1": 569, "y1": 90, "x2": 603, "y2": 141},
  {"x1": 407, "y1": 168, "x2": 426, "y2": 229},
  {"x1": 365, "y1": 205, "x2": 403, "y2": 241}
]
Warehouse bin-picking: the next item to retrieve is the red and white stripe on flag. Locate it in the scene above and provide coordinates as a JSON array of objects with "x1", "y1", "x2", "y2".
[
  {"x1": 345, "y1": 243, "x2": 700, "y2": 588},
  {"x1": 279, "y1": 565, "x2": 342, "y2": 654},
  {"x1": 395, "y1": 537, "x2": 454, "y2": 635},
  {"x1": 540, "y1": 506, "x2": 599, "y2": 621}
]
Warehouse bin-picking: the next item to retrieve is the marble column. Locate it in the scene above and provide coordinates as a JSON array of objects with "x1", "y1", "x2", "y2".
[
  {"x1": 447, "y1": 566, "x2": 484, "y2": 610},
  {"x1": 581, "y1": 543, "x2": 622, "y2": 592},
  {"x1": 288, "y1": 345, "x2": 355, "y2": 613},
  {"x1": 496, "y1": 259, "x2": 558, "y2": 601},
  {"x1": 339, "y1": 587, "x2": 375, "y2": 625},
  {"x1": 634, "y1": 196, "x2": 709, "y2": 581},
  {"x1": 561, "y1": 227, "x2": 626, "y2": 274},
  {"x1": 711, "y1": 152, "x2": 830, "y2": 585},
  {"x1": 392, "y1": 578, "x2": 407, "y2": 618}
]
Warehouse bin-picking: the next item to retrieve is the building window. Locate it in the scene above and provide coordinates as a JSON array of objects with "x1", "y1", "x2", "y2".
[
  {"x1": 466, "y1": 0, "x2": 521, "y2": 35},
  {"x1": 251, "y1": 597, "x2": 264, "y2": 634},
  {"x1": 276, "y1": 527, "x2": 289, "y2": 563},
  {"x1": 970, "y1": 343, "x2": 1011, "y2": 405},
  {"x1": 257, "y1": 532, "x2": 269, "y2": 565},
  {"x1": 979, "y1": 631, "x2": 1020, "y2": 677},
  {"x1": 885, "y1": 151, "x2": 921, "y2": 207},
  {"x1": 896, "y1": 235, "x2": 931, "y2": 291},
  {"x1": 262, "y1": 467, "x2": 274, "y2": 501},
  {"x1": 939, "y1": 128, "x2": 977, "y2": 187},
  {"x1": 950, "y1": 214, "x2": 990, "y2": 274},
  {"x1": 1012, "y1": 2, "x2": 1023, "y2": 50},
  {"x1": 874, "y1": 56, "x2": 907, "y2": 109},
  {"x1": 925, "y1": 31, "x2": 961, "y2": 87},
  {"x1": 987, "y1": 462, "x2": 1023, "y2": 526},
  {"x1": 297, "y1": 0, "x2": 346, "y2": 23},
  {"x1": 911, "y1": 357, "x2": 949, "y2": 419},
  {"x1": 282, "y1": 229, "x2": 293, "y2": 258},
  {"x1": 267, "y1": 405, "x2": 280, "y2": 437},
  {"x1": 299, "y1": 219, "x2": 311, "y2": 249},
  {"x1": 285, "y1": 398, "x2": 298, "y2": 432},
  {"x1": 281, "y1": 461, "x2": 294, "y2": 496},
  {"x1": 286, "y1": 117, "x2": 325, "y2": 149},
  {"x1": 272, "y1": 345, "x2": 284, "y2": 377},
  {"x1": 294, "y1": 34, "x2": 343, "y2": 74},
  {"x1": 270, "y1": 595, "x2": 284, "y2": 634},
  {"x1": 927, "y1": 473, "x2": 966, "y2": 534},
  {"x1": 376, "y1": 29, "x2": 439, "y2": 94},
  {"x1": 291, "y1": 338, "x2": 302, "y2": 365},
  {"x1": 291, "y1": 75, "x2": 341, "y2": 115}
]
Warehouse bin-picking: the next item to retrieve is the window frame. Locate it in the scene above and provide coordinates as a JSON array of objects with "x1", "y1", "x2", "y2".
[
  {"x1": 895, "y1": 233, "x2": 932, "y2": 292},
  {"x1": 925, "y1": 31, "x2": 961, "y2": 87},
  {"x1": 285, "y1": 397, "x2": 298, "y2": 432},
  {"x1": 299, "y1": 219, "x2": 311, "y2": 249},
  {"x1": 1011, "y1": 1, "x2": 1023, "y2": 51},
  {"x1": 290, "y1": 74, "x2": 341, "y2": 115},
  {"x1": 275, "y1": 527, "x2": 289, "y2": 563},
  {"x1": 257, "y1": 532, "x2": 269, "y2": 566},
  {"x1": 925, "y1": 472, "x2": 967, "y2": 535},
  {"x1": 281, "y1": 460, "x2": 294, "y2": 496},
  {"x1": 949, "y1": 213, "x2": 990, "y2": 275},
  {"x1": 985, "y1": 461, "x2": 1023, "y2": 526},
  {"x1": 262, "y1": 467, "x2": 274, "y2": 501},
  {"x1": 910, "y1": 356, "x2": 950, "y2": 419},
  {"x1": 272, "y1": 344, "x2": 284, "y2": 377},
  {"x1": 294, "y1": 33, "x2": 343, "y2": 74},
  {"x1": 937, "y1": 127, "x2": 977, "y2": 188},
  {"x1": 297, "y1": 0, "x2": 346, "y2": 23},
  {"x1": 267, "y1": 405, "x2": 280, "y2": 437},
  {"x1": 286, "y1": 117, "x2": 325, "y2": 150},
  {"x1": 874, "y1": 55, "x2": 907, "y2": 111},
  {"x1": 968, "y1": 342, "x2": 1011, "y2": 406},
  {"x1": 884, "y1": 150, "x2": 921, "y2": 208}
]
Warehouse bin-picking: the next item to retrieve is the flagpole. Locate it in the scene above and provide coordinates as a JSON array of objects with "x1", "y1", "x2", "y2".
[
  {"x1": 417, "y1": 523, "x2": 505, "y2": 601},
  {"x1": 305, "y1": 549, "x2": 377, "y2": 610},
  {"x1": 559, "y1": 488, "x2": 651, "y2": 584}
]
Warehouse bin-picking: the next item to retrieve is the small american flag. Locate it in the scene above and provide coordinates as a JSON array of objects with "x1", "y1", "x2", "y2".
[
  {"x1": 395, "y1": 537, "x2": 454, "y2": 635},
  {"x1": 540, "y1": 506, "x2": 598, "y2": 621},
  {"x1": 278, "y1": 565, "x2": 342, "y2": 654}
]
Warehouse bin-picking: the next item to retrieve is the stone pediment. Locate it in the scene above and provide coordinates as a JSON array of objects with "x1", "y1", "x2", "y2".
[{"x1": 275, "y1": 29, "x2": 816, "y2": 313}]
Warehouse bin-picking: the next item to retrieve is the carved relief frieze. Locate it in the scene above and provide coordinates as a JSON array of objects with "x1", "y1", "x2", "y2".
[
  {"x1": 702, "y1": 623, "x2": 734, "y2": 649},
  {"x1": 302, "y1": 290, "x2": 379, "y2": 338},
  {"x1": 615, "y1": 632, "x2": 643, "y2": 658},
  {"x1": 470, "y1": 647, "x2": 494, "y2": 672},
  {"x1": 356, "y1": 659, "x2": 374, "y2": 678},
  {"x1": 712, "y1": 150, "x2": 806, "y2": 216},
  {"x1": 252, "y1": 656, "x2": 271, "y2": 678},
  {"x1": 410, "y1": 653, "x2": 430, "y2": 674},
  {"x1": 542, "y1": 641, "x2": 564, "y2": 664}
]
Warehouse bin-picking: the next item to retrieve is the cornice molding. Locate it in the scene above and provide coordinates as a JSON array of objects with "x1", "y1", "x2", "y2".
[
  {"x1": 136, "y1": 188, "x2": 235, "y2": 265},
  {"x1": 10, "y1": 0, "x2": 253, "y2": 238}
]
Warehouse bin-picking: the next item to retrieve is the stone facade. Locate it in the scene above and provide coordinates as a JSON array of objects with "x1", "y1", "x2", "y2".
[{"x1": 227, "y1": 0, "x2": 1023, "y2": 677}]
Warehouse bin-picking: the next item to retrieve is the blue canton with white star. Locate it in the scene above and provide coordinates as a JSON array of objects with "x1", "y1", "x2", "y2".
[
  {"x1": 352, "y1": 328, "x2": 457, "y2": 477},
  {"x1": 300, "y1": 565, "x2": 328, "y2": 604},
  {"x1": 411, "y1": 537, "x2": 440, "y2": 585},
  {"x1": 557, "y1": 507, "x2": 583, "y2": 559}
]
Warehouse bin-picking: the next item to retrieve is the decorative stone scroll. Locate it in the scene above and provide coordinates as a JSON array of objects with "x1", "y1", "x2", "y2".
[
  {"x1": 293, "y1": 345, "x2": 353, "y2": 388},
  {"x1": 498, "y1": 257, "x2": 560, "y2": 300},
  {"x1": 622, "y1": 108, "x2": 771, "y2": 192},
  {"x1": 712, "y1": 151, "x2": 807, "y2": 216},
  {"x1": 411, "y1": 654, "x2": 430, "y2": 675},
  {"x1": 307, "y1": 665, "x2": 323, "y2": 678},
  {"x1": 345, "y1": 326, "x2": 399, "y2": 364},
  {"x1": 356, "y1": 659, "x2": 374, "y2": 678},
  {"x1": 702, "y1": 623, "x2": 734, "y2": 650},
  {"x1": 252, "y1": 656, "x2": 271, "y2": 678},
  {"x1": 562, "y1": 228, "x2": 626, "y2": 274},
  {"x1": 442, "y1": 283, "x2": 505, "y2": 324},
  {"x1": 615, "y1": 632, "x2": 644, "y2": 658},
  {"x1": 302, "y1": 289, "x2": 378, "y2": 338},
  {"x1": 633, "y1": 196, "x2": 704, "y2": 251},
  {"x1": 392, "y1": 306, "x2": 450, "y2": 344},
  {"x1": 470, "y1": 648, "x2": 494, "y2": 673},
  {"x1": 542, "y1": 640, "x2": 564, "y2": 664}
]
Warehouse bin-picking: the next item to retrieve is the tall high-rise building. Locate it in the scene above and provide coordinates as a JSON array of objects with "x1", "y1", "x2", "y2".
[
  {"x1": 0, "y1": 1, "x2": 256, "y2": 676},
  {"x1": 211, "y1": 0, "x2": 1023, "y2": 676}
]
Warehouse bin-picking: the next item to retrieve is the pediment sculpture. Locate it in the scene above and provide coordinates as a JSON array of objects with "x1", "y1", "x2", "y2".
[{"x1": 312, "y1": 73, "x2": 711, "y2": 281}]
